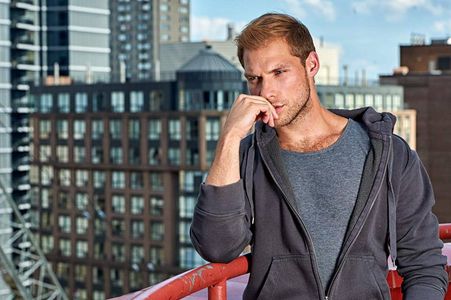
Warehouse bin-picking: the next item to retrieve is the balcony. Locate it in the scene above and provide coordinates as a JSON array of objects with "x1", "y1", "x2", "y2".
[{"x1": 114, "y1": 224, "x2": 451, "y2": 300}]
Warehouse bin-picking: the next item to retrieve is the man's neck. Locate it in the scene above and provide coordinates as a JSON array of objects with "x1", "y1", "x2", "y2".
[{"x1": 276, "y1": 102, "x2": 348, "y2": 153}]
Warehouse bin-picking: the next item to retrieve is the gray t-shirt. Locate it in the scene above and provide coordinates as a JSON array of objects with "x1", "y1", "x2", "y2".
[{"x1": 280, "y1": 119, "x2": 370, "y2": 291}]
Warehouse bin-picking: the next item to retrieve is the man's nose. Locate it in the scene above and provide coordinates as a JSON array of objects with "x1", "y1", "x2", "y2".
[{"x1": 259, "y1": 79, "x2": 275, "y2": 100}]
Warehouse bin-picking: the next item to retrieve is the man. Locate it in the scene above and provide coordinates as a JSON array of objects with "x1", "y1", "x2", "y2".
[{"x1": 190, "y1": 13, "x2": 448, "y2": 299}]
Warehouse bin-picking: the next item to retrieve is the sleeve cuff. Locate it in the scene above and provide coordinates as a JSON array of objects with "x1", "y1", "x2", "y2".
[
  {"x1": 196, "y1": 179, "x2": 246, "y2": 215},
  {"x1": 403, "y1": 284, "x2": 446, "y2": 300}
]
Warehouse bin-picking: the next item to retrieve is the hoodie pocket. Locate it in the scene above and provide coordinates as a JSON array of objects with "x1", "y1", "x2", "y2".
[
  {"x1": 331, "y1": 255, "x2": 390, "y2": 300},
  {"x1": 257, "y1": 254, "x2": 320, "y2": 300}
]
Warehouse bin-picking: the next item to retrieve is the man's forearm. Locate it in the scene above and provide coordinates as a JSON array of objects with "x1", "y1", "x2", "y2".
[{"x1": 205, "y1": 132, "x2": 241, "y2": 186}]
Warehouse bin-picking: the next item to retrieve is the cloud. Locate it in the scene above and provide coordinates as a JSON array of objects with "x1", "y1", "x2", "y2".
[
  {"x1": 281, "y1": 0, "x2": 336, "y2": 21},
  {"x1": 434, "y1": 20, "x2": 451, "y2": 33},
  {"x1": 191, "y1": 16, "x2": 246, "y2": 41},
  {"x1": 351, "y1": 0, "x2": 444, "y2": 19}
]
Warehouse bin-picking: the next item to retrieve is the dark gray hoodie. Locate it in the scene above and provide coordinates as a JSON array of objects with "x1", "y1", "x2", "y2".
[{"x1": 190, "y1": 107, "x2": 448, "y2": 299}]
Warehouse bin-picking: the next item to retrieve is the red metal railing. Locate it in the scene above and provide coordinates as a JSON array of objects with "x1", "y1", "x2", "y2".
[{"x1": 113, "y1": 223, "x2": 451, "y2": 300}]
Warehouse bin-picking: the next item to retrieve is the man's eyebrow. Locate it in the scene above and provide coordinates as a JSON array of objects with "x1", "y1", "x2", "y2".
[
  {"x1": 268, "y1": 63, "x2": 290, "y2": 72},
  {"x1": 244, "y1": 72, "x2": 258, "y2": 78}
]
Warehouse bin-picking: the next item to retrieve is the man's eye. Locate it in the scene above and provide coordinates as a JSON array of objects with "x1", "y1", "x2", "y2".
[
  {"x1": 275, "y1": 70, "x2": 284, "y2": 75},
  {"x1": 247, "y1": 77, "x2": 257, "y2": 82}
]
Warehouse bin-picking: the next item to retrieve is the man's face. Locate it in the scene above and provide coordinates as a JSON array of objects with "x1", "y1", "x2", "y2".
[{"x1": 243, "y1": 38, "x2": 312, "y2": 128}]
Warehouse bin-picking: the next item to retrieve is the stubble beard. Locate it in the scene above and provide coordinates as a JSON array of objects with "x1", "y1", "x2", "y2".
[{"x1": 274, "y1": 82, "x2": 312, "y2": 129}]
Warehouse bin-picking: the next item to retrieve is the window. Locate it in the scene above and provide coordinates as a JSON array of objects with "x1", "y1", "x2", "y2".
[
  {"x1": 40, "y1": 94, "x2": 53, "y2": 113},
  {"x1": 75, "y1": 193, "x2": 88, "y2": 210},
  {"x1": 110, "y1": 120, "x2": 122, "y2": 140},
  {"x1": 58, "y1": 93, "x2": 70, "y2": 113},
  {"x1": 40, "y1": 145, "x2": 51, "y2": 162},
  {"x1": 151, "y1": 221, "x2": 164, "y2": 241},
  {"x1": 39, "y1": 120, "x2": 51, "y2": 139},
  {"x1": 92, "y1": 267, "x2": 104, "y2": 285},
  {"x1": 92, "y1": 120, "x2": 104, "y2": 139},
  {"x1": 75, "y1": 265, "x2": 87, "y2": 282},
  {"x1": 57, "y1": 120, "x2": 68, "y2": 139},
  {"x1": 131, "y1": 221, "x2": 144, "y2": 239},
  {"x1": 131, "y1": 196, "x2": 144, "y2": 214},
  {"x1": 180, "y1": 171, "x2": 203, "y2": 192},
  {"x1": 150, "y1": 173, "x2": 163, "y2": 192},
  {"x1": 93, "y1": 92, "x2": 106, "y2": 112},
  {"x1": 57, "y1": 146, "x2": 69, "y2": 163},
  {"x1": 149, "y1": 246, "x2": 164, "y2": 266},
  {"x1": 75, "y1": 93, "x2": 88, "y2": 113},
  {"x1": 41, "y1": 166, "x2": 53, "y2": 185},
  {"x1": 112, "y1": 243, "x2": 125, "y2": 262},
  {"x1": 169, "y1": 119, "x2": 181, "y2": 140},
  {"x1": 76, "y1": 240, "x2": 88, "y2": 258},
  {"x1": 334, "y1": 93, "x2": 344, "y2": 108},
  {"x1": 148, "y1": 147, "x2": 160, "y2": 165},
  {"x1": 149, "y1": 91, "x2": 162, "y2": 111},
  {"x1": 205, "y1": 118, "x2": 220, "y2": 141},
  {"x1": 345, "y1": 94, "x2": 354, "y2": 109},
  {"x1": 41, "y1": 189, "x2": 51, "y2": 209},
  {"x1": 41, "y1": 235, "x2": 53, "y2": 254},
  {"x1": 111, "y1": 92, "x2": 125, "y2": 112},
  {"x1": 73, "y1": 120, "x2": 85, "y2": 140},
  {"x1": 59, "y1": 239, "x2": 71, "y2": 256},
  {"x1": 112, "y1": 171, "x2": 125, "y2": 189},
  {"x1": 58, "y1": 192, "x2": 70, "y2": 210},
  {"x1": 75, "y1": 170, "x2": 88, "y2": 187},
  {"x1": 112, "y1": 195, "x2": 125, "y2": 213},
  {"x1": 168, "y1": 148, "x2": 180, "y2": 165},
  {"x1": 58, "y1": 215, "x2": 71, "y2": 233},
  {"x1": 148, "y1": 119, "x2": 161, "y2": 140},
  {"x1": 129, "y1": 119, "x2": 140, "y2": 139},
  {"x1": 150, "y1": 196, "x2": 163, "y2": 216},
  {"x1": 186, "y1": 119, "x2": 198, "y2": 140},
  {"x1": 74, "y1": 146, "x2": 85, "y2": 162},
  {"x1": 130, "y1": 91, "x2": 144, "y2": 112},
  {"x1": 179, "y1": 195, "x2": 196, "y2": 218},
  {"x1": 131, "y1": 172, "x2": 143, "y2": 189},
  {"x1": 59, "y1": 169, "x2": 70, "y2": 186},
  {"x1": 129, "y1": 146, "x2": 140, "y2": 164},
  {"x1": 179, "y1": 220, "x2": 190, "y2": 243},
  {"x1": 355, "y1": 94, "x2": 364, "y2": 108},
  {"x1": 375, "y1": 94, "x2": 383, "y2": 110},
  {"x1": 93, "y1": 171, "x2": 105, "y2": 188},
  {"x1": 110, "y1": 147, "x2": 123, "y2": 164},
  {"x1": 364, "y1": 94, "x2": 373, "y2": 107},
  {"x1": 186, "y1": 148, "x2": 199, "y2": 165},
  {"x1": 131, "y1": 245, "x2": 144, "y2": 263},
  {"x1": 94, "y1": 241, "x2": 105, "y2": 259},
  {"x1": 76, "y1": 217, "x2": 88, "y2": 234},
  {"x1": 179, "y1": 246, "x2": 205, "y2": 268},
  {"x1": 92, "y1": 146, "x2": 103, "y2": 163}
]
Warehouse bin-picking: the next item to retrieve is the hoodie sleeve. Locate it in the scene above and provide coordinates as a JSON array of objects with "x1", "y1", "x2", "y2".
[
  {"x1": 189, "y1": 136, "x2": 253, "y2": 263},
  {"x1": 393, "y1": 138, "x2": 448, "y2": 300}
]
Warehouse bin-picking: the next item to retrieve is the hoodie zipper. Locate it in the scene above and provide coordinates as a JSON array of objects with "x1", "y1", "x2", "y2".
[
  {"x1": 325, "y1": 136, "x2": 392, "y2": 299},
  {"x1": 259, "y1": 151, "x2": 327, "y2": 299}
]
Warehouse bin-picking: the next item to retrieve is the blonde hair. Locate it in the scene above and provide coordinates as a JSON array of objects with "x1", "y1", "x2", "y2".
[{"x1": 235, "y1": 13, "x2": 316, "y2": 67}]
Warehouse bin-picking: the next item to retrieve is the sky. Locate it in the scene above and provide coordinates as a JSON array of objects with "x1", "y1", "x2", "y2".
[{"x1": 190, "y1": 0, "x2": 451, "y2": 80}]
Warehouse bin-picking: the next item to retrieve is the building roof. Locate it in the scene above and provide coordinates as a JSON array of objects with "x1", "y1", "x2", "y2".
[{"x1": 178, "y1": 46, "x2": 240, "y2": 73}]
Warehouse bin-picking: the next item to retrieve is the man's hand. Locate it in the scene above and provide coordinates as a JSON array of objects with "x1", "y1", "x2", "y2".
[
  {"x1": 222, "y1": 94, "x2": 279, "y2": 140},
  {"x1": 205, "y1": 94, "x2": 278, "y2": 186}
]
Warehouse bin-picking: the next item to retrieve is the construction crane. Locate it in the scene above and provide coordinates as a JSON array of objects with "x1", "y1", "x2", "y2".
[{"x1": 0, "y1": 177, "x2": 68, "y2": 299}]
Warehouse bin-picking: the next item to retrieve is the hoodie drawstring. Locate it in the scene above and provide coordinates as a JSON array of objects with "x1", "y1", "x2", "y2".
[{"x1": 387, "y1": 136, "x2": 397, "y2": 265}]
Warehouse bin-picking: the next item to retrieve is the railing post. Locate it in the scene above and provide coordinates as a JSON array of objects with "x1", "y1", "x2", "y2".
[{"x1": 208, "y1": 279, "x2": 227, "y2": 300}]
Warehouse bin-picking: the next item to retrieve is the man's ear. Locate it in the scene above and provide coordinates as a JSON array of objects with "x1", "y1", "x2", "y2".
[{"x1": 305, "y1": 51, "x2": 320, "y2": 78}]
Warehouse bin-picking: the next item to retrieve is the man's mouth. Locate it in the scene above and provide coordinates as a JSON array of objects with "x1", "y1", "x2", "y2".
[{"x1": 273, "y1": 104, "x2": 284, "y2": 114}]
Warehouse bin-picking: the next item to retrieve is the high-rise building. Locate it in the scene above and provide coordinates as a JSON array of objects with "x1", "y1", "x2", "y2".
[
  {"x1": 380, "y1": 38, "x2": 451, "y2": 223},
  {"x1": 110, "y1": 0, "x2": 190, "y2": 82},
  {"x1": 30, "y1": 47, "x2": 240, "y2": 299},
  {"x1": 42, "y1": 0, "x2": 110, "y2": 83}
]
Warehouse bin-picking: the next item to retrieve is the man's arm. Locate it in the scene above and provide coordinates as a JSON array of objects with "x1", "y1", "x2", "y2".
[
  {"x1": 190, "y1": 94, "x2": 278, "y2": 263},
  {"x1": 393, "y1": 138, "x2": 448, "y2": 299}
]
